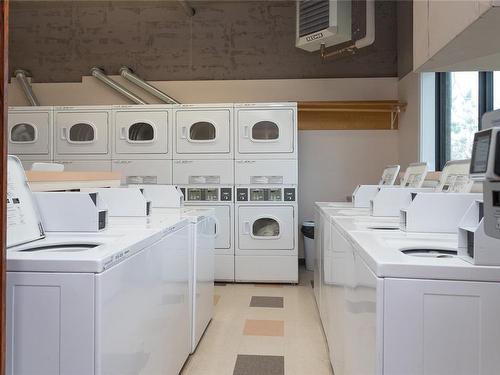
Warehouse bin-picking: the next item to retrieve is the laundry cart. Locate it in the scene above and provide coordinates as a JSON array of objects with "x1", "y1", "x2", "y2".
[
  {"x1": 234, "y1": 102, "x2": 297, "y2": 160},
  {"x1": 8, "y1": 106, "x2": 54, "y2": 169},
  {"x1": 53, "y1": 106, "x2": 112, "y2": 171},
  {"x1": 235, "y1": 185, "x2": 298, "y2": 283},
  {"x1": 173, "y1": 104, "x2": 233, "y2": 159},
  {"x1": 112, "y1": 105, "x2": 173, "y2": 185}
]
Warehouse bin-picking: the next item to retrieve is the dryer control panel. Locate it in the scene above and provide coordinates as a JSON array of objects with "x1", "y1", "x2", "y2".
[
  {"x1": 236, "y1": 186, "x2": 296, "y2": 202},
  {"x1": 179, "y1": 186, "x2": 233, "y2": 202}
]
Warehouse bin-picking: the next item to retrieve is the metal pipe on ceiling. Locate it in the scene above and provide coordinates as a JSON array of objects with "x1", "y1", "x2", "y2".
[
  {"x1": 119, "y1": 66, "x2": 180, "y2": 104},
  {"x1": 14, "y1": 69, "x2": 40, "y2": 106},
  {"x1": 90, "y1": 67, "x2": 147, "y2": 104},
  {"x1": 178, "y1": 0, "x2": 195, "y2": 17}
]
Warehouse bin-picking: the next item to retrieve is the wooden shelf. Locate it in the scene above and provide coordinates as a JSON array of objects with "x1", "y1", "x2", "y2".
[
  {"x1": 298, "y1": 101, "x2": 406, "y2": 130},
  {"x1": 26, "y1": 171, "x2": 122, "y2": 192}
]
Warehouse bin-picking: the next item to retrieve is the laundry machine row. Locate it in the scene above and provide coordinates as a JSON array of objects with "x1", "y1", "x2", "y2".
[
  {"x1": 8, "y1": 102, "x2": 298, "y2": 166},
  {"x1": 9, "y1": 103, "x2": 299, "y2": 283}
]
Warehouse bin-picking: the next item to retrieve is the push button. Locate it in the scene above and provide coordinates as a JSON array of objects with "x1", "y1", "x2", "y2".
[
  {"x1": 284, "y1": 188, "x2": 296, "y2": 201},
  {"x1": 237, "y1": 188, "x2": 248, "y2": 201},
  {"x1": 220, "y1": 188, "x2": 232, "y2": 201}
]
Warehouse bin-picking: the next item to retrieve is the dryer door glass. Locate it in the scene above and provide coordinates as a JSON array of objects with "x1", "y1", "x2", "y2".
[
  {"x1": 252, "y1": 121, "x2": 279, "y2": 140},
  {"x1": 69, "y1": 123, "x2": 95, "y2": 142},
  {"x1": 11, "y1": 123, "x2": 36, "y2": 143},
  {"x1": 128, "y1": 122, "x2": 154, "y2": 142},
  {"x1": 252, "y1": 218, "x2": 280, "y2": 237},
  {"x1": 190, "y1": 122, "x2": 216, "y2": 141}
]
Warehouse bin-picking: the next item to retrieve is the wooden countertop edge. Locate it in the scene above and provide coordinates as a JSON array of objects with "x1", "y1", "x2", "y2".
[{"x1": 25, "y1": 171, "x2": 122, "y2": 182}]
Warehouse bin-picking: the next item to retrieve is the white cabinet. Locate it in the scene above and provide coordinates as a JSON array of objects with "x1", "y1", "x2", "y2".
[
  {"x1": 413, "y1": 0, "x2": 496, "y2": 71},
  {"x1": 384, "y1": 278, "x2": 500, "y2": 375}
]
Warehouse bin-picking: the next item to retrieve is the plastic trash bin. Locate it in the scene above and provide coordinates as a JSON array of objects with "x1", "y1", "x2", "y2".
[{"x1": 301, "y1": 220, "x2": 315, "y2": 271}]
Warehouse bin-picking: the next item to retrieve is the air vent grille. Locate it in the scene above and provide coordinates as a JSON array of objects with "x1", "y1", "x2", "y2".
[{"x1": 298, "y1": 0, "x2": 330, "y2": 37}]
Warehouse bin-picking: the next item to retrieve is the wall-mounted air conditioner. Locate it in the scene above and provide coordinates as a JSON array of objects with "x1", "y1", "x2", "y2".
[{"x1": 296, "y1": 0, "x2": 352, "y2": 52}]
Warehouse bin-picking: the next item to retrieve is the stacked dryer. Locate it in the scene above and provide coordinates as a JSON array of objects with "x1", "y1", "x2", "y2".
[
  {"x1": 8, "y1": 106, "x2": 53, "y2": 170},
  {"x1": 234, "y1": 103, "x2": 298, "y2": 283},
  {"x1": 53, "y1": 106, "x2": 113, "y2": 171},
  {"x1": 111, "y1": 105, "x2": 173, "y2": 185},
  {"x1": 173, "y1": 104, "x2": 235, "y2": 281}
]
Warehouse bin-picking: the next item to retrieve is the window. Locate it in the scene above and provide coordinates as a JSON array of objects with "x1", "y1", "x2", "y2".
[
  {"x1": 494, "y1": 71, "x2": 500, "y2": 110},
  {"x1": 128, "y1": 122, "x2": 154, "y2": 141},
  {"x1": 252, "y1": 121, "x2": 279, "y2": 140},
  {"x1": 11, "y1": 123, "x2": 36, "y2": 142},
  {"x1": 189, "y1": 122, "x2": 216, "y2": 140},
  {"x1": 448, "y1": 72, "x2": 479, "y2": 160},
  {"x1": 435, "y1": 71, "x2": 493, "y2": 170},
  {"x1": 69, "y1": 123, "x2": 95, "y2": 142},
  {"x1": 252, "y1": 218, "x2": 280, "y2": 237}
]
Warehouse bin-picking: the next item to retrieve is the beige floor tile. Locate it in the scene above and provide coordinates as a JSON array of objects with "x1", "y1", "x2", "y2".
[
  {"x1": 243, "y1": 319, "x2": 285, "y2": 337},
  {"x1": 181, "y1": 267, "x2": 332, "y2": 375}
]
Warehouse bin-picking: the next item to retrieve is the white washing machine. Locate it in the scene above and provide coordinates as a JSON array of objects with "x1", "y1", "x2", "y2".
[
  {"x1": 154, "y1": 208, "x2": 215, "y2": 353},
  {"x1": 112, "y1": 105, "x2": 173, "y2": 185},
  {"x1": 173, "y1": 159, "x2": 234, "y2": 185},
  {"x1": 179, "y1": 185, "x2": 235, "y2": 281},
  {"x1": 8, "y1": 106, "x2": 53, "y2": 164},
  {"x1": 5, "y1": 156, "x2": 192, "y2": 375},
  {"x1": 235, "y1": 185, "x2": 298, "y2": 283},
  {"x1": 332, "y1": 228, "x2": 500, "y2": 375},
  {"x1": 173, "y1": 104, "x2": 233, "y2": 159},
  {"x1": 234, "y1": 102, "x2": 297, "y2": 160},
  {"x1": 102, "y1": 207, "x2": 215, "y2": 354},
  {"x1": 53, "y1": 106, "x2": 112, "y2": 172}
]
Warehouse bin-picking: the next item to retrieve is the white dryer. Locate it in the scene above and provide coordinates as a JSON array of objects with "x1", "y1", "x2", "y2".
[
  {"x1": 55, "y1": 159, "x2": 112, "y2": 172},
  {"x1": 234, "y1": 102, "x2": 297, "y2": 160},
  {"x1": 179, "y1": 185, "x2": 235, "y2": 281},
  {"x1": 173, "y1": 104, "x2": 233, "y2": 159},
  {"x1": 8, "y1": 106, "x2": 53, "y2": 165},
  {"x1": 5, "y1": 156, "x2": 192, "y2": 375},
  {"x1": 235, "y1": 185, "x2": 298, "y2": 283},
  {"x1": 173, "y1": 159, "x2": 234, "y2": 186},
  {"x1": 112, "y1": 105, "x2": 173, "y2": 185},
  {"x1": 235, "y1": 159, "x2": 297, "y2": 186}
]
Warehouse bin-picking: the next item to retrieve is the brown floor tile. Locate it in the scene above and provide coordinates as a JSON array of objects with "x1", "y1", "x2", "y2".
[
  {"x1": 233, "y1": 354, "x2": 284, "y2": 375},
  {"x1": 214, "y1": 295, "x2": 221, "y2": 305},
  {"x1": 249, "y1": 296, "x2": 284, "y2": 308},
  {"x1": 243, "y1": 319, "x2": 284, "y2": 337}
]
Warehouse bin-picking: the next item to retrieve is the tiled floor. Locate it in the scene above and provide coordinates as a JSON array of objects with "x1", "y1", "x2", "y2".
[{"x1": 181, "y1": 267, "x2": 333, "y2": 375}]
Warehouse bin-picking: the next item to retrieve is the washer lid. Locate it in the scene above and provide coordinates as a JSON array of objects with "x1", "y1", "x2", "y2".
[{"x1": 6, "y1": 155, "x2": 45, "y2": 248}]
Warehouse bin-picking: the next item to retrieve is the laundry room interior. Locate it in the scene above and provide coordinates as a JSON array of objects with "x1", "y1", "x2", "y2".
[{"x1": 2, "y1": 0, "x2": 500, "y2": 374}]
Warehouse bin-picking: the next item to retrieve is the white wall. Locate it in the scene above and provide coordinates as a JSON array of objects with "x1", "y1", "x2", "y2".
[
  {"x1": 397, "y1": 72, "x2": 421, "y2": 168},
  {"x1": 8, "y1": 76, "x2": 399, "y2": 257}
]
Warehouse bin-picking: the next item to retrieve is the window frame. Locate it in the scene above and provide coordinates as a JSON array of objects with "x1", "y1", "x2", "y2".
[{"x1": 435, "y1": 71, "x2": 494, "y2": 170}]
